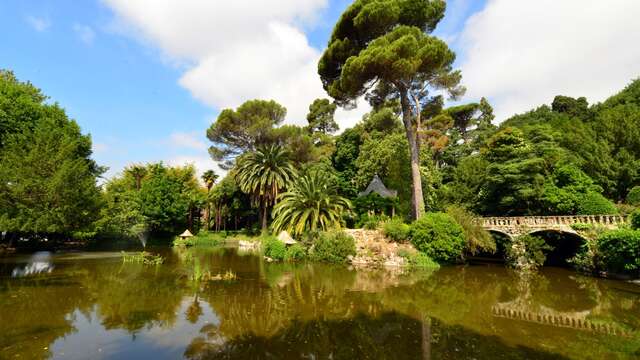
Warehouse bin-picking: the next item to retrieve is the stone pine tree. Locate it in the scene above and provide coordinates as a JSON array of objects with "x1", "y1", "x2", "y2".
[
  {"x1": 307, "y1": 98, "x2": 339, "y2": 134},
  {"x1": 206, "y1": 100, "x2": 287, "y2": 169},
  {"x1": 318, "y1": 0, "x2": 465, "y2": 219}
]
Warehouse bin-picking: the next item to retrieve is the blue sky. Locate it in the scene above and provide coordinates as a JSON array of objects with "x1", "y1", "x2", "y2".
[{"x1": 2, "y1": 0, "x2": 638, "y2": 180}]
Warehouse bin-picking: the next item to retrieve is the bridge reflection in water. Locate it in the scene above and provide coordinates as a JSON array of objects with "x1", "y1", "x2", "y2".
[{"x1": 491, "y1": 304, "x2": 631, "y2": 337}]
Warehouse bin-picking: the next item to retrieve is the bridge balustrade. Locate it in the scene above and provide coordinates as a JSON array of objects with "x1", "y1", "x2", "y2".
[{"x1": 481, "y1": 215, "x2": 627, "y2": 228}]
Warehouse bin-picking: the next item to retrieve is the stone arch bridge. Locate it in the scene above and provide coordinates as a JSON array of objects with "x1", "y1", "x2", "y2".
[{"x1": 481, "y1": 215, "x2": 627, "y2": 239}]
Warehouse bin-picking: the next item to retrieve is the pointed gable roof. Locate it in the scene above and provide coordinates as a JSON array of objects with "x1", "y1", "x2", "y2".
[{"x1": 358, "y1": 174, "x2": 398, "y2": 198}]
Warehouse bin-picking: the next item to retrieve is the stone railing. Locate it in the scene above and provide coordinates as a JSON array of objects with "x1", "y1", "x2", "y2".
[{"x1": 482, "y1": 215, "x2": 627, "y2": 228}]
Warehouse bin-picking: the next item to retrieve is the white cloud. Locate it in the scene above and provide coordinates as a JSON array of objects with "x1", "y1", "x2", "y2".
[
  {"x1": 102, "y1": 0, "x2": 365, "y2": 129},
  {"x1": 168, "y1": 131, "x2": 207, "y2": 151},
  {"x1": 458, "y1": 0, "x2": 640, "y2": 122},
  {"x1": 26, "y1": 16, "x2": 50, "y2": 32},
  {"x1": 93, "y1": 142, "x2": 109, "y2": 153},
  {"x1": 73, "y1": 24, "x2": 96, "y2": 44}
]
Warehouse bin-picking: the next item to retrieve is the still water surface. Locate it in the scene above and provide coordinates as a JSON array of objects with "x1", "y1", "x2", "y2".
[{"x1": 1, "y1": 246, "x2": 639, "y2": 359}]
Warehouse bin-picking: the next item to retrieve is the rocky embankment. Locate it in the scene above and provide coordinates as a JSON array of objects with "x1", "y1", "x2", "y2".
[{"x1": 344, "y1": 229, "x2": 416, "y2": 268}]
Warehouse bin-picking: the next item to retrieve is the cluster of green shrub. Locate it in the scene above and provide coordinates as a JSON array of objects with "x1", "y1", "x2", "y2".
[
  {"x1": 261, "y1": 231, "x2": 356, "y2": 264},
  {"x1": 121, "y1": 251, "x2": 164, "y2": 265},
  {"x1": 381, "y1": 207, "x2": 496, "y2": 264},
  {"x1": 172, "y1": 232, "x2": 225, "y2": 248},
  {"x1": 571, "y1": 212, "x2": 640, "y2": 276},
  {"x1": 397, "y1": 248, "x2": 440, "y2": 269}
]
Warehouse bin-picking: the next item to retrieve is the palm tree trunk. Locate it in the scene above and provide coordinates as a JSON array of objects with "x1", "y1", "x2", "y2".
[{"x1": 261, "y1": 199, "x2": 268, "y2": 231}]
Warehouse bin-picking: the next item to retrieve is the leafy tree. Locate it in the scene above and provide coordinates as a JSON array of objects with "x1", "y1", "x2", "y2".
[
  {"x1": 272, "y1": 170, "x2": 351, "y2": 236},
  {"x1": 542, "y1": 164, "x2": 615, "y2": 215},
  {"x1": 234, "y1": 145, "x2": 296, "y2": 230},
  {"x1": 96, "y1": 177, "x2": 147, "y2": 239},
  {"x1": 319, "y1": 0, "x2": 464, "y2": 219},
  {"x1": 355, "y1": 132, "x2": 412, "y2": 215},
  {"x1": 208, "y1": 175, "x2": 244, "y2": 231},
  {"x1": 332, "y1": 126, "x2": 363, "y2": 198},
  {"x1": 480, "y1": 128, "x2": 547, "y2": 215},
  {"x1": 0, "y1": 115, "x2": 103, "y2": 236},
  {"x1": 0, "y1": 70, "x2": 47, "y2": 147},
  {"x1": 627, "y1": 186, "x2": 640, "y2": 206},
  {"x1": 272, "y1": 125, "x2": 333, "y2": 165},
  {"x1": 551, "y1": 95, "x2": 590, "y2": 119},
  {"x1": 127, "y1": 163, "x2": 202, "y2": 235},
  {"x1": 126, "y1": 164, "x2": 147, "y2": 191},
  {"x1": 307, "y1": 98, "x2": 338, "y2": 134},
  {"x1": 441, "y1": 155, "x2": 489, "y2": 212},
  {"x1": 207, "y1": 100, "x2": 286, "y2": 168}
]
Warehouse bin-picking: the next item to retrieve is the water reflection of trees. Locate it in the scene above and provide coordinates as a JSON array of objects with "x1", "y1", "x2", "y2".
[
  {"x1": 1, "y1": 250, "x2": 639, "y2": 359},
  {"x1": 0, "y1": 273, "x2": 90, "y2": 359},
  {"x1": 194, "y1": 263, "x2": 639, "y2": 359},
  {"x1": 183, "y1": 312, "x2": 566, "y2": 360}
]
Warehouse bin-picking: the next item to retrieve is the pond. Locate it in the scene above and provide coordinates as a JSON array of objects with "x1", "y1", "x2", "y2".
[{"x1": 1, "y1": 246, "x2": 639, "y2": 359}]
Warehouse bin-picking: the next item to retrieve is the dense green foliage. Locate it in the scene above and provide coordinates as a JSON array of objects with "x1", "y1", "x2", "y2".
[
  {"x1": 631, "y1": 210, "x2": 640, "y2": 230},
  {"x1": 0, "y1": 71, "x2": 103, "y2": 238},
  {"x1": 261, "y1": 236, "x2": 287, "y2": 261},
  {"x1": 410, "y1": 212, "x2": 465, "y2": 263},
  {"x1": 627, "y1": 186, "x2": 640, "y2": 206},
  {"x1": 506, "y1": 235, "x2": 554, "y2": 271},
  {"x1": 283, "y1": 243, "x2": 307, "y2": 262},
  {"x1": 235, "y1": 145, "x2": 296, "y2": 230},
  {"x1": 446, "y1": 206, "x2": 495, "y2": 255},
  {"x1": 596, "y1": 229, "x2": 640, "y2": 274},
  {"x1": 309, "y1": 231, "x2": 356, "y2": 263},
  {"x1": 271, "y1": 170, "x2": 351, "y2": 236},
  {"x1": 398, "y1": 250, "x2": 440, "y2": 269},
  {"x1": 382, "y1": 218, "x2": 411, "y2": 242},
  {"x1": 98, "y1": 163, "x2": 203, "y2": 238},
  {"x1": 307, "y1": 98, "x2": 338, "y2": 134}
]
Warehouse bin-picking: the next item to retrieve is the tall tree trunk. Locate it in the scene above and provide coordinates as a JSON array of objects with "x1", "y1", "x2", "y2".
[
  {"x1": 400, "y1": 89, "x2": 425, "y2": 220},
  {"x1": 188, "y1": 207, "x2": 193, "y2": 231},
  {"x1": 216, "y1": 204, "x2": 221, "y2": 232},
  {"x1": 421, "y1": 314, "x2": 432, "y2": 360},
  {"x1": 261, "y1": 202, "x2": 268, "y2": 231}
]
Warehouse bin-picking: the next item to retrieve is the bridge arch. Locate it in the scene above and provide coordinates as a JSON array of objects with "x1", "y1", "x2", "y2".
[{"x1": 528, "y1": 230, "x2": 586, "y2": 267}]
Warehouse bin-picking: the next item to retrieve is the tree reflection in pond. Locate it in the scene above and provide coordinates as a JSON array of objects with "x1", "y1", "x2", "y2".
[
  {"x1": 0, "y1": 248, "x2": 638, "y2": 359},
  {"x1": 183, "y1": 312, "x2": 566, "y2": 360}
]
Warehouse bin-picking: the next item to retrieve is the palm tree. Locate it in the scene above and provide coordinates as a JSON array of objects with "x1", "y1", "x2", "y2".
[
  {"x1": 201, "y1": 170, "x2": 219, "y2": 230},
  {"x1": 201, "y1": 170, "x2": 219, "y2": 193},
  {"x1": 271, "y1": 170, "x2": 351, "y2": 236},
  {"x1": 126, "y1": 164, "x2": 147, "y2": 190},
  {"x1": 234, "y1": 145, "x2": 296, "y2": 230}
]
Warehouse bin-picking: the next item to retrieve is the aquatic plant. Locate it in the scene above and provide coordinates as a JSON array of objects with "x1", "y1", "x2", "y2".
[
  {"x1": 121, "y1": 251, "x2": 164, "y2": 265},
  {"x1": 397, "y1": 249, "x2": 440, "y2": 269},
  {"x1": 172, "y1": 232, "x2": 224, "y2": 248}
]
